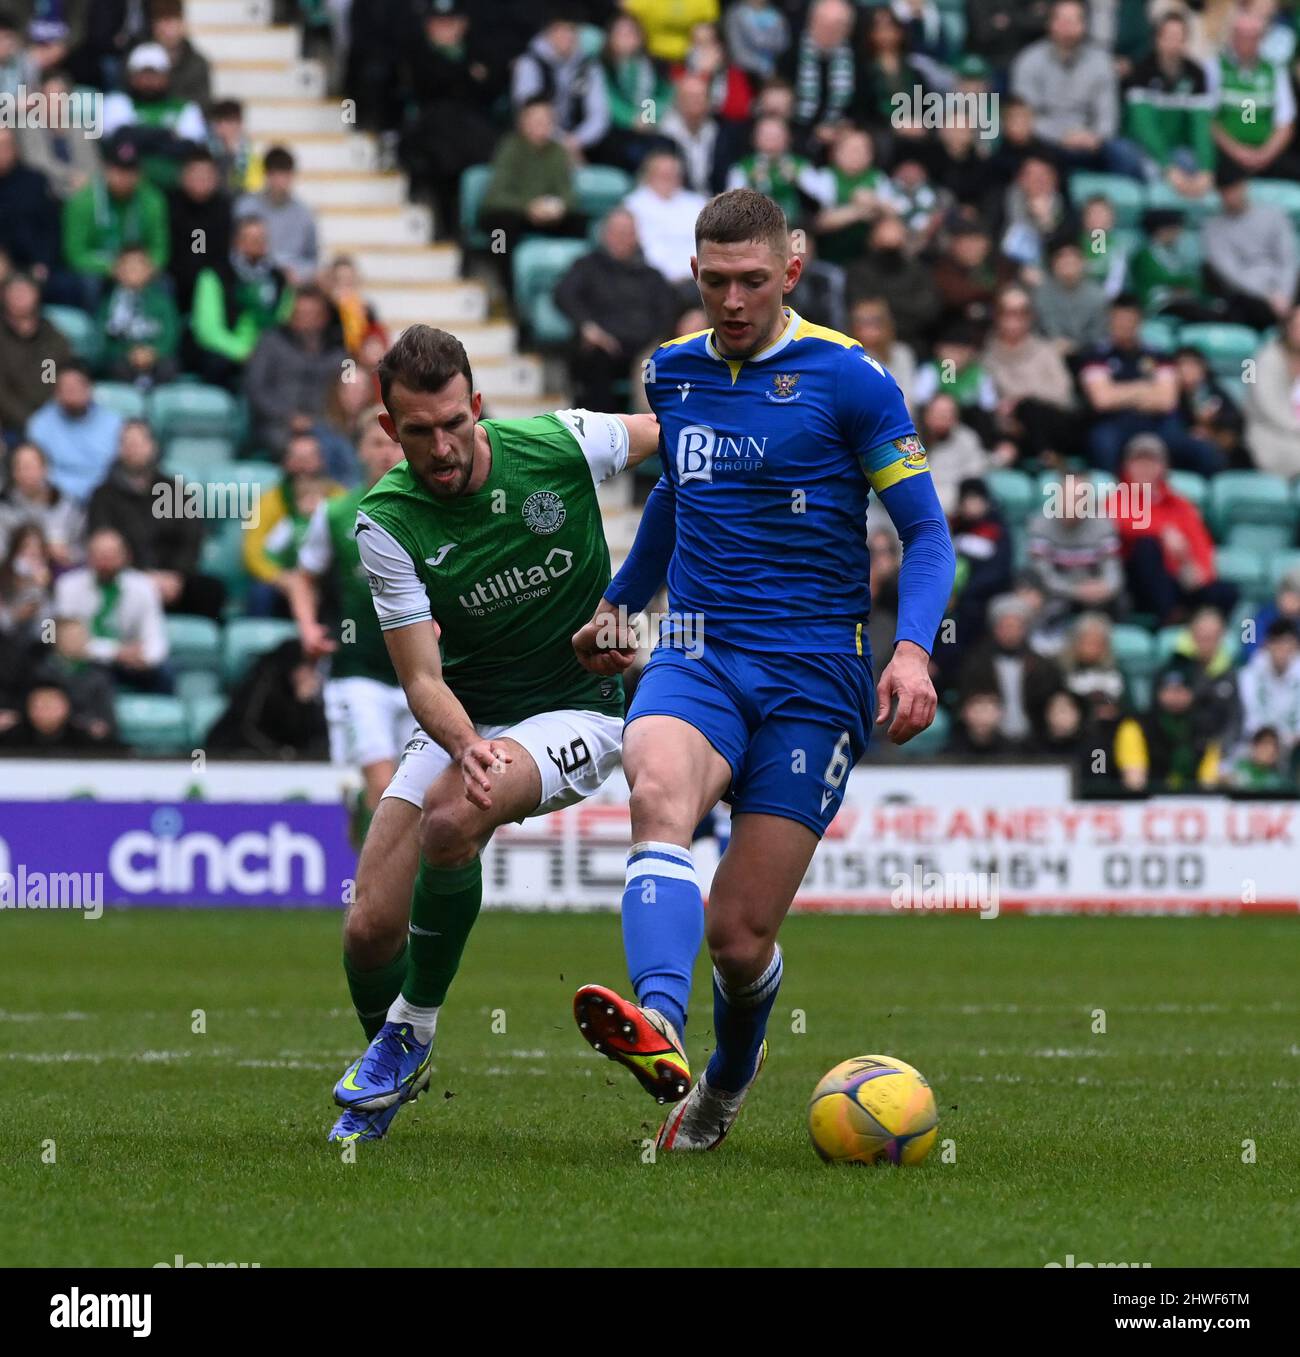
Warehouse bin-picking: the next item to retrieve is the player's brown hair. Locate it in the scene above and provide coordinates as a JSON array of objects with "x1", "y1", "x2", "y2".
[
  {"x1": 695, "y1": 188, "x2": 789, "y2": 259},
  {"x1": 376, "y1": 325, "x2": 474, "y2": 412}
]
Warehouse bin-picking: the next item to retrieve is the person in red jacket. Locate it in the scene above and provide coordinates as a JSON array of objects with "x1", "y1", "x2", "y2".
[{"x1": 1106, "y1": 432, "x2": 1237, "y2": 624}]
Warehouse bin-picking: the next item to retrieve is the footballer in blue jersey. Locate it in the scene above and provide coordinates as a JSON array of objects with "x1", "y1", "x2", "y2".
[{"x1": 570, "y1": 190, "x2": 956, "y2": 1148}]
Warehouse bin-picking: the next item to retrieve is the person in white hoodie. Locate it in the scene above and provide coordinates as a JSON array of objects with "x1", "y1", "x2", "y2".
[{"x1": 1237, "y1": 617, "x2": 1300, "y2": 760}]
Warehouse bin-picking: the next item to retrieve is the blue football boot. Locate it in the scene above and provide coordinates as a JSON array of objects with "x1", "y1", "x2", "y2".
[{"x1": 333, "y1": 1022, "x2": 432, "y2": 1112}]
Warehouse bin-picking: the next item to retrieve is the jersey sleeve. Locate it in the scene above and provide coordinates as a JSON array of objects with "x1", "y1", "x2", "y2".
[
  {"x1": 295, "y1": 501, "x2": 333, "y2": 575},
  {"x1": 836, "y1": 346, "x2": 922, "y2": 493},
  {"x1": 355, "y1": 509, "x2": 433, "y2": 631},
  {"x1": 553, "y1": 408, "x2": 630, "y2": 485}
]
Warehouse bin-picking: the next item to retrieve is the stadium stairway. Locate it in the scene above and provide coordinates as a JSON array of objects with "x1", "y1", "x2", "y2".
[{"x1": 186, "y1": 0, "x2": 561, "y2": 421}]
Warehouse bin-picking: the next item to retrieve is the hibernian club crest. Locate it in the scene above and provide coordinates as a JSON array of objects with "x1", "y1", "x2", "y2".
[
  {"x1": 522, "y1": 490, "x2": 566, "y2": 535},
  {"x1": 767, "y1": 372, "x2": 802, "y2": 402}
]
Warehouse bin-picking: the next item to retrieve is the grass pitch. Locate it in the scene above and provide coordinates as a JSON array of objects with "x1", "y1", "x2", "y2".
[{"x1": 2, "y1": 910, "x2": 1297, "y2": 1268}]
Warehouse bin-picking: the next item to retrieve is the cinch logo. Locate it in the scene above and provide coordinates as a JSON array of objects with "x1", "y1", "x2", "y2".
[
  {"x1": 108, "y1": 822, "x2": 326, "y2": 895},
  {"x1": 676, "y1": 424, "x2": 769, "y2": 483},
  {"x1": 458, "y1": 547, "x2": 573, "y2": 614}
]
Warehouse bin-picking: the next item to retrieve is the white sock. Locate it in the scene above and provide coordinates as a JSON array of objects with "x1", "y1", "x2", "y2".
[{"x1": 386, "y1": 996, "x2": 439, "y2": 1047}]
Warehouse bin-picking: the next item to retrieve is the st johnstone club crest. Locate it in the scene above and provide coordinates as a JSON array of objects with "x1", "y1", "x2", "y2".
[
  {"x1": 766, "y1": 372, "x2": 802, "y2": 402},
  {"x1": 522, "y1": 490, "x2": 567, "y2": 534},
  {"x1": 893, "y1": 433, "x2": 929, "y2": 471}
]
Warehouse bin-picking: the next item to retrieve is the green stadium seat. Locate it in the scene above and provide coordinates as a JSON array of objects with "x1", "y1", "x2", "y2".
[
  {"x1": 45, "y1": 304, "x2": 101, "y2": 364},
  {"x1": 1215, "y1": 544, "x2": 1271, "y2": 597},
  {"x1": 1166, "y1": 469, "x2": 1208, "y2": 512},
  {"x1": 577, "y1": 22, "x2": 604, "y2": 57},
  {"x1": 1110, "y1": 623, "x2": 1158, "y2": 676},
  {"x1": 164, "y1": 437, "x2": 239, "y2": 484},
  {"x1": 1140, "y1": 316, "x2": 1179, "y2": 352},
  {"x1": 512, "y1": 236, "x2": 590, "y2": 345},
  {"x1": 985, "y1": 468, "x2": 1036, "y2": 525},
  {"x1": 1209, "y1": 470, "x2": 1296, "y2": 537},
  {"x1": 199, "y1": 520, "x2": 249, "y2": 610},
  {"x1": 185, "y1": 693, "x2": 228, "y2": 745},
  {"x1": 175, "y1": 670, "x2": 221, "y2": 704},
  {"x1": 1144, "y1": 179, "x2": 1220, "y2": 221},
  {"x1": 574, "y1": 165, "x2": 633, "y2": 218},
  {"x1": 1154, "y1": 625, "x2": 1183, "y2": 662},
  {"x1": 113, "y1": 693, "x2": 191, "y2": 754},
  {"x1": 224, "y1": 459, "x2": 282, "y2": 491},
  {"x1": 149, "y1": 384, "x2": 239, "y2": 440},
  {"x1": 1268, "y1": 549, "x2": 1300, "y2": 590},
  {"x1": 94, "y1": 382, "x2": 148, "y2": 421},
  {"x1": 1246, "y1": 178, "x2": 1300, "y2": 222},
  {"x1": 1068, "y1": 171, "x2": 1144, "y2": 227},
  {"x1": 166, "y1": 614, "x2": 222, "y2": 674},
  {"x1": 896, "y1": 705, "x2": 950, "y2": 756},
  {"x1": 459, "y1": 164, "x2": 493, "y2": 250},
  {"x1": 222, "y1": 617, "x2": 299, "y2": 685},
  {"x1": 1177, "y1": 322, "x2": 1261, "y2": 380},
  {"x1": 1223, "y1": 520, "x2": 1293, "y2": 552}
]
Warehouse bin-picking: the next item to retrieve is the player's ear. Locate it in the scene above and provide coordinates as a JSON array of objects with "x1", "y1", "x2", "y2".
[
  {"x1": 471, "y1": 388, "x2": 483, "y2": 421},
  {"x1": 784, "y1": 250, "x2": 803, "y2": 295},
  {"x1": 377, "y1": 411, "x2": 399, "y2": 443}
]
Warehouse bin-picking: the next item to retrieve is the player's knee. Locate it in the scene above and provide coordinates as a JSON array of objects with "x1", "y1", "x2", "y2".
[
  {"x1": 343, "y1": 896, "x2": 404, "y2": 967},
  {"x1": 707, "y1": 917, "x2": 775, "y2": 988},
  {"x1": 628, "y1": 771, "x2": 694, "y2": 841},
  {"x1": 419, "y1": 800, "x2": 481, "y2": 869}
]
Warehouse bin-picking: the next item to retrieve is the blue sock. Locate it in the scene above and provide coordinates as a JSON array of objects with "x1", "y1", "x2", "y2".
[
  {"x1": 706, "y1": 945, "x2": 783, "y2": 1093},
  {"x1": 621, "y1": 841, "x2": 703, "y2": 1037}
]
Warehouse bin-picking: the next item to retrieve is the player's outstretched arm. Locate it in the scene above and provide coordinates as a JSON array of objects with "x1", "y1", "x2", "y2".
[
  {"x1": 612, "y1": 412, "x2": 661, "y2": 469},
  {"x1": 573, "y1": 475, "x2": 677, "y2": 673}
]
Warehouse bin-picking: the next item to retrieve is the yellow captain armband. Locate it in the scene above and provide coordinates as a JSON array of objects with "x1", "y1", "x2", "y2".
[{"x1": 862, "y1": 433, "x2": 930, "y2": 494}]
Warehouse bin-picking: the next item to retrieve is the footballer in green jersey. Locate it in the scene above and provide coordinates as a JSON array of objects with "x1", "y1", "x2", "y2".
[
  {"x1": 283, "y1": 411, "x2": 409, "y2": 844},
  {"x1": 328, "y1": 325, "x2": 660, "y2": 1144}
]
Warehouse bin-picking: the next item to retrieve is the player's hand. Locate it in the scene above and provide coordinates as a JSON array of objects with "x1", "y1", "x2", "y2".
[
  {"x1": 875, "y1": 641, "x2": 938, "y2": 745},
  {"x1": 458, "y1": 738, "x2": 513, "y2": 811},
  {"x1": 299, "y1": 620, "x2": 337, "y2": 658},
  {"x1": 572, "y1": 601, "x2": 637, "y2": 675}
]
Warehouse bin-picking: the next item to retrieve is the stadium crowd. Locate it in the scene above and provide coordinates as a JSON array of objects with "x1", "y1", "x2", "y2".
[{"x1": 1, "y1": 0, "x2": 1300, "y2": 795}]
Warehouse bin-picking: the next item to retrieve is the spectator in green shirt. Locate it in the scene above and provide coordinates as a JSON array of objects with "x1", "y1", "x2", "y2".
[
  {"x1": 95, "y1": 245, "x2": 181, "y2": 388},
  {"x1": 61, "y1": 135, "x2": 169, "y2": 310},
  {"x1": 186, "y1": 213, "x2": 293, "y2": 390}
]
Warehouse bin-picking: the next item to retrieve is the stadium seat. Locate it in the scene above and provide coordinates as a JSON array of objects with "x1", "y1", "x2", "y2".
[
  {"x1": 1223, "y1": 520, "x2": 1292, "y2": 552},
  {"x1": 1140, "y1": 316, "x2": 1179, "y2": 352},
  {"x1": 45, "y1": 304, "x2": 101, "y2": 364},
  {"x1": 512, "y1": 237, "x2": 590, "y2": 344},
  {"x1": 1268, "y1": 549, "x2": 1300, "y2": 590},
  {"x1": 1068, "y1": 171, "x2": 1143, "y2": 227},
  {"x1": 223, "y1": 459, "x2": 282, "y2": 492},
  {"x1": 113, "y1": 693, "x2": 191, "y2": 754},
  {"x1": 577, "y1": 22, "x2": 604, "y2": 57},
  {"x1": 1209, "y1": 470, "x2": 1296, "y2": 538},
  {"x1": 1165, "y1": 469, "x2": 1208, "y2": 512},
  {"x1": 1110, "y1": 623, "x2": 1158, "y2": 675},
  {"x1": 150, "y1": 384, "x2": 240, "y2": 441},
  {"x1": 459, "y1": 164, "x2": 493, "y2": 250},
  {"x1": 94, "y1": 382, "x2": 148, "y2": 421},
  {"x1": 165, "y1": 615, "x2": 222, "y2": 674},
  {"x1": 1215, "y1": 545, "x2": 1271, "y2": 598},
  {"x1": 199, "y1": 520, "x2": 249, "y2": 611},
  {"x1": 1246, "y1": 178, "x2": 1300, "y2": 223},
  {"x1": 164, "y1": 437, "x2": 239, "y2": 483},
  {"x1": 1177, "y1": 322, "x2": 1260, "y2": 380},
  {"x1": 984, "y1": 468, "x2": 1036, "y2": 525},
  {"x1": 175, "y1": 669, "x2": 221, "y2": 704},
  {"x1": 574, "y1": 165, "x2": 633, "y2": 218},
  {"x1": 185, "y1": 693, "x2": 228, "y2": 745},
  {"x1": 222, "y1": 617, "x2": 299, "y2": 685},
  {"x1": 1144, "y1": 179, "x2": 1220, "y2": 221}
]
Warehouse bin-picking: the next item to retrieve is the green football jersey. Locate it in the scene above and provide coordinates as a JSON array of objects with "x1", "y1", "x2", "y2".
[
  {"x1": 356, "y1": 410, "x2": 630, "y2": 726},
  {"x1": 298, "y1": 486, "x2": 399, "y2": 684}
]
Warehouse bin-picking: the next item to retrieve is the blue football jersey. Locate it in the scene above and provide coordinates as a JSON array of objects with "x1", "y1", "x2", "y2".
[{"x1": 645, "y1": 306, "x2": 927, "y2": 654}]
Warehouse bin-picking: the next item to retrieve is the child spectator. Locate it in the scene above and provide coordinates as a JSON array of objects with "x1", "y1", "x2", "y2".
[
  {"x1": 1237, "y1": 619, "x2": 1300, "y2": 764},
  {"x1": 207, "y1": 99, "x2": 264, "y2": 195},
  {"x1": 96, "y1": 245, "x2": 181, "y2": 387},
  {"x1": 1229, "y1": 727, "x2": 1291, "y2": 791},
  {"x1": 235, "y1": 145, "x2": 319, "y2": 287}
]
